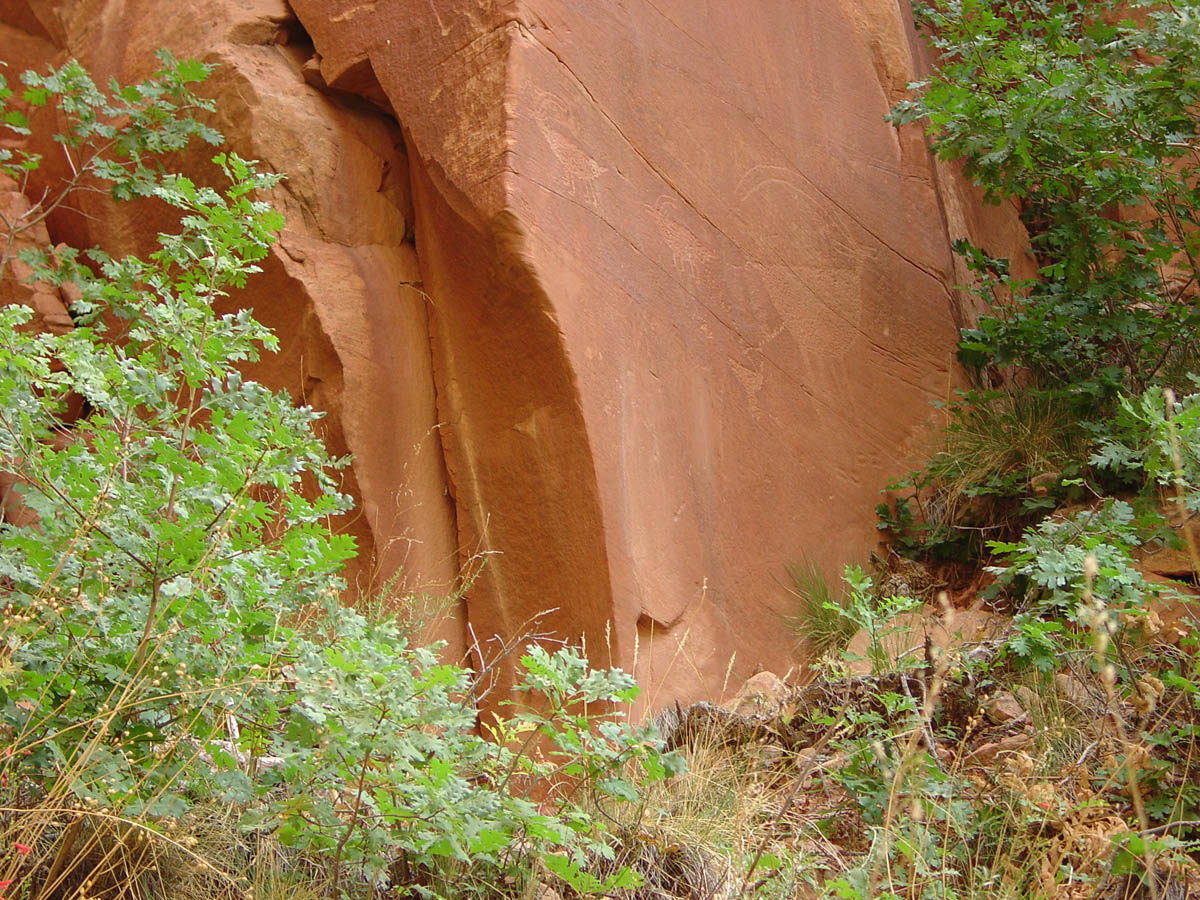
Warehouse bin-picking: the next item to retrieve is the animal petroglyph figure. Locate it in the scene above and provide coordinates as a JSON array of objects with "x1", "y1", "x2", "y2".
[
  {"x1": 530, "y1": 90, "x2": 608, "y2": 210},
  {"x1": 644, "y1": 195, "x2": 715, "y2": 283}
]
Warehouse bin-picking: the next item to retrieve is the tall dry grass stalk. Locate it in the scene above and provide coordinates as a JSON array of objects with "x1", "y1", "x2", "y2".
[{"x1": 865, "y1": 595, "x2": 953, "y2": 899}]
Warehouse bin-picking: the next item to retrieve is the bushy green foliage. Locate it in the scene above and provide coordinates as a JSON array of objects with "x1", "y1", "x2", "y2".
[
  {"x1": 982, "y1": 386, "x2": 1200, "y2": 671},
  {"x1": 986, "y1": 500, "x2": 1165, "y2": 671},
  {"x1": 263, "y1": 627, "x2": 680, "y2": 895},
  {"x1": 837, "y1": 3, "x2": 1200, "y2": 895},
  {"x1": 892, "y1": 0, "x2": 1200, "y2": 402},
  {"x1": 1, "y1": 51, "x2": 221, "y2": 273},
  {"x1": 880, "y1": 0, "x2": 1200, "y2": 556},
  {"x1": 0, "y1": 57, "x2": 318, "y2": 821},
  {"x1": 0, "y1": 55, "x2": 681, "y2": 899},
  {"x1": 1093, "y1": 383, "x2": 1200, "y2": 504}
]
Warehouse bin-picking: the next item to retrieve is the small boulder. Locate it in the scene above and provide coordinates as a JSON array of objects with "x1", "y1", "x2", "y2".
[
  {"x1": 967, "y1": 730, "x2": 1033, "y2": 767},
  {"x1": 984, "y1": 691, "x2": 1025, "y2": 725},
  {"x1": 725, "y1": 671, "x2": 789, "y2": 717}
]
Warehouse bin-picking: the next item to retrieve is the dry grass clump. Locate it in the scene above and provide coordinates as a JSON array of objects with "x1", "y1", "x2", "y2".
[
  {"x1": 784, "y1": 558, "x2": 858, "y2": 658},
  {"x1": 0, "y1": 802, "x2": 330, "y2": 900},
  {"x1": 596, "y1": 715, "x2": 828, "y2": 900},
  {"x1": 885, "y1": 390, "x2": 1096, "y2": 558},
  {"x1": 932, "y1": 392, "x2": 1091, "y2": 510}
]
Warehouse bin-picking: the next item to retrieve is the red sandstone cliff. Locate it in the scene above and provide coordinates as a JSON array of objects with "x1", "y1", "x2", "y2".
[{"x1": 0, "y1": 0, "x2": 1029, "y2": 707}]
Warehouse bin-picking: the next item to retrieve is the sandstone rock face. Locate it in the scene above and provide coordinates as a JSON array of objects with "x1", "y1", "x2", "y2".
[
  {"x1": 1, "y1": 1, "x2": 1029, "y2": 707},
  {"x1": 0, "y1": 0, "x2": 462, "y2": 644}
]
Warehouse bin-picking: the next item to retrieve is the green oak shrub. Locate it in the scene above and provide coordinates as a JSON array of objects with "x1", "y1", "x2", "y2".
[
  {"x1": 880, "y1": 0, "x2": 1200, "y2": 557},
  {"x1": 0, "y1": 55, "x2": 680, "y2": 900}
]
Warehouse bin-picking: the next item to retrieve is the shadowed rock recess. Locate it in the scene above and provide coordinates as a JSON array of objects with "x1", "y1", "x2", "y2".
[{"x1": 0, "y1": 0, "x2": 1029, "y2": 708}]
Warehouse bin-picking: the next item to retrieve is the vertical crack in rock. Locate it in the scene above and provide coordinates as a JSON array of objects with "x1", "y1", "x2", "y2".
[
  {"x1": 274, "y1": 6, "x2": 466, "y2": 649},
  {"x1": 289, "y1": 0, "x2": 621, "y2": 694}
]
